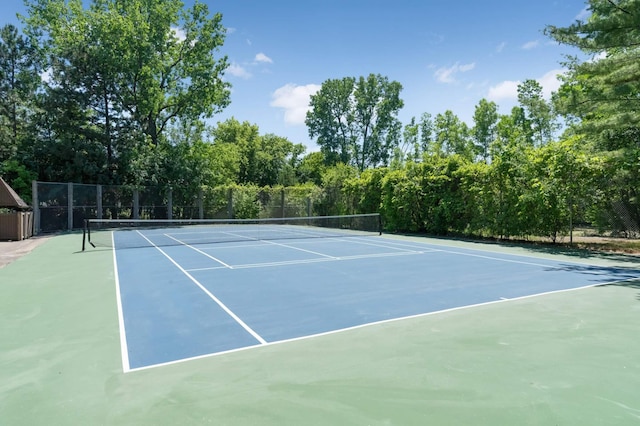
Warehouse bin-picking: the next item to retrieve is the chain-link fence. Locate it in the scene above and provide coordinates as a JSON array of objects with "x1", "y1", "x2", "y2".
[
  {"x1": 30, "y1": 180, "x2": 640, "y2": 239},
  {"x1": 31, "y1": 181, "x2": 323, "y2": 234}
]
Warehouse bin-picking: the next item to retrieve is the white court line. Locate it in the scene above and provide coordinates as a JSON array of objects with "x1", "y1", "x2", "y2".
[
  {"x1": 347, "y1": 237, "x2": 569, "y2": 269},
  {"x1": 261, "y1": 239, "x2": 338, "y2": 259},
  {"x1": 319, "y1": 236, "x2": 430, "y2": 254},
  {"x1": 200, "y1": 242, "x2": 271, "y2": 250},
  {"x1": 135, "y1": 230, "x2": 267, "y2": 345},
  {"x1": 363, "y1": 236, "x2": 622, "y2": 270},
  {"x1": 112, "y1": 233, "x2": 131, "y2": 372},
  {"x1": 186, "y1": 250, "x2": 422, "y2": 272},
  {"x1": 222, "y1": 230, "x2": 338, "y2": 259},
  {"x1": 125, "y1": 276, "x2": 640, "y2": 373},
  {"x1": 164, "y1": 233, "x2": 233, "y2": 269}
]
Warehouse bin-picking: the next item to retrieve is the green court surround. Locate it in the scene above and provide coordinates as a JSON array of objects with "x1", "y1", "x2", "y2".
[{"x1": 1, "y1": 234, "x2": 639, "y2": 425}]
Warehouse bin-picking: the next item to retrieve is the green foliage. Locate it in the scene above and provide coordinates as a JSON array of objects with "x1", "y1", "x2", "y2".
[
  {"x1": 0, "y1": 24, "x2": 40, "y2": 166},
  {"x1": 314, "y1": 164, "x2": 359, "y2": 216},
  {"x1": 517, "y1": 79, "x2": 558, "y2": 146},
  {"x1": 546, "y1": 0, "x2": 640, "y2": 134},
  {"x1": 472, "y1": 99, "x2": 498, "y2": 161},
  {"x1": 343, "y1": 167, "x2": 387, "y2": 214},
  {"x1": 212, "y1": 118, "x2": 303, "y2": 187},
  {"x1": 296, "y1": 151, "x2": 326, "y2": 186},
  {"x1": 0, "y1": 159, "x2": 36, "y2": 201},
  {"x1": 2, "y1": 0, "x2": 635, "y2": 242},
  {"x1": 229, "y1": 184, "x2": 261, "y2": 219},
  {"x1": 378, "y1": 156, "x2": 469, "y2": 234},
  {"x1": 433, "y1": 110, "x2": 473, "y2": 160},
  {"x1": 22, "y1": 0, "x2": 230, "y2": 185},
  {"x1": 306, "y1": 74, "x2": 403, "y2": 171}
]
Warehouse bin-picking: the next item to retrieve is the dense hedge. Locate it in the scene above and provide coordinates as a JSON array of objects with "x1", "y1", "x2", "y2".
[{"x1": 314, "y1": 137, "x2": 639, "y2": 240}]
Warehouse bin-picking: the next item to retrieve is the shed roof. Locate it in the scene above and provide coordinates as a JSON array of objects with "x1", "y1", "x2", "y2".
[{"x1": 0, "y1": 177, "x2": 30, "y2": 210}]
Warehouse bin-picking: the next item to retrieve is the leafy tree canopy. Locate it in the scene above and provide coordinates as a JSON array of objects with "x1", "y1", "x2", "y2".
[
  {"x1": 545, "y1": 0, "x2": 640, "y2": 138},
  {"x1": 306, "y1": 73, "x2": 403, "y2": 171}
]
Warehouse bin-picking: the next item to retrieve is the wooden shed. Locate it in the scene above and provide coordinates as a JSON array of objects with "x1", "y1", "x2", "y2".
[{"x1": 0, "y1": 177, "x2": 33, "y2": 241}]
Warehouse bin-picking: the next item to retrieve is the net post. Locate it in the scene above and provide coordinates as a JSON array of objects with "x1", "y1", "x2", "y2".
[
  {"x1": 280, "y1": 189, "x2": 285, "y2": 218},
  {"x1": 82, "y1": 219, "x2": 87, "y2": 251},
  {"x1": 378, "y1": 213, "x2": 382, "y2": 235}
]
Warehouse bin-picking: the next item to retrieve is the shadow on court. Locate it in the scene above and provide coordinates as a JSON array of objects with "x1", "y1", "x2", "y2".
[{"x1": 400, "y1": 232, "x2": 640, "y2": 264}]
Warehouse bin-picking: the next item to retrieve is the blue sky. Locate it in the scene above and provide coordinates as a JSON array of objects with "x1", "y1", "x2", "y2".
[{"x1": 2, "y1": 0, "x2": 590, "y2": 151}]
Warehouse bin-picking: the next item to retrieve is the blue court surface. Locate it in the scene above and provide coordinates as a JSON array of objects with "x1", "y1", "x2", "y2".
[{"x1": 112, "y1": 228, "x2": 640, "y2": 372}]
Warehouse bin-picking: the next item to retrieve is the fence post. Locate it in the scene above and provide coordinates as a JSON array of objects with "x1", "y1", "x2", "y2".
[
  {"x1": 280, "y1": 189, "x2": 285, "y2": 218},
  {"x1": 67, "y1": 182, "x2": 73, "y2": 231},
  {"x1": 167, "y1": 188, "x2": 173, "y2": 220},
  {"x1": 227, "y1": 187, "x2": 233, "y2": 218},
  {"x1": 306, "y1": 197, "x2": 311, "y2": 217},
  {"x1": 31, "y1": 180, "x2": 39, "y2": 235},
  {"x1": 198, "y1": 188, "x2": 204, "y2": 219},
  {"x1": 133, "y1": 188, "x2": 139, "y2": 219},
  {"x1": 97, "y1": 184, "x2": 103, "y2": 219}
]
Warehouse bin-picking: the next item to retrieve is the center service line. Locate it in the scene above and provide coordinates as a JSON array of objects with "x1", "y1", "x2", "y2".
[
  {"x1": 135, "y1": 230, "x2": 267, "y2": 345},
  {"x1": 164, "y1": 233, "x2": 234, "y2": 269}
]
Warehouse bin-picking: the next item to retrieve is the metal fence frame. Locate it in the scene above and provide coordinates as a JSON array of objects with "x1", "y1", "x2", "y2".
[{"x1": 31, "y1": 181, "x2": 317, "y2": 235}]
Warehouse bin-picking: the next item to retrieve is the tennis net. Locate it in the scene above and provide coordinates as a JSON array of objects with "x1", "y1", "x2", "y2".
[{"x1": 82, "y1": 213, "x2": 382, "y2": 250}]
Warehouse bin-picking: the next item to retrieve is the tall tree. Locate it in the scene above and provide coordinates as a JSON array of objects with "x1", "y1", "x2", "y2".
[
  {"x1": 546, "y1": 0, "x2": 640, "y2": 234},
  {"x1": 0, "y1": 24, "x2": 40, "y2": 163},
  {"x1": 212, "y1": 118, "x2": 304, "y2": 186},
  {"x1": 472, "y1": 98, "x2": 498, "y2": 161},
  {"x1": 545, "y1": 0, "x2": 640, "y2": 135},
  {"x1": 433, "y1": 110, "x2": 472, "y2": 160},
  {"x1": 419, "y1": 112, "x2": 435, "y2": 155},
  {"x1": 400, "y1": 116, "x2": 419, "y2": 163},
  {"x1": 306, "y1": 73, "x2": 403, "y2": 171},
  {"x1": 517, "y1": 79, "x2": 558, "y2": 146},
  {"x1": 24, "y1": 0, "x2": 231, "y2": 184},
  {"x1": 492, "y1": 106, "x2": 533, "y2": 156}
]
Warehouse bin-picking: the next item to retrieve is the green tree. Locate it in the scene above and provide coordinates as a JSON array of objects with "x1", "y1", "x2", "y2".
[
  {"x1": 315, "y1": 163, "x2": 359, "y2": 215},
  {"x1": 546, "y1": 0, "x2": 640, "y2": 236},
  {"x1": 545, "y1": 0, "x2": 640, "y2": 134},
  {"x1": 305, "y1": 77, "x2": 355, "y2": 165},
  {"x1": 24, "y1": 0, "x2": 231, "y2": 184},
  {"x1": 491, "y1": 106, "x2": 532, "y2": 157},
  {"x1": 306, "y1": 73, "x2": 403, "y2": 171},
  {"x1": 517, "y1": 79, "x2": 558, "y2": 146},
  {"x1": 212, "y1": 118, "x2": 261, "y2": 184},
  {"x1": 433, "y1": 110, "x2": 472, "y2": 160},
  {"x1": 419, "y1": 112, "x2": 435, "y2": 155},
  {"x1": 472, "y1": 98, "x2": 498, "y2": 161},
  {"x1": 296, "y1": 151, "x2": 326, "y2": 185},
  {"x1": 399, "y1": 116, "x2": 420, "y2": 163},
  {"x1": 0, "y1": 24, "x2": 40, "y2": 164},
  {"x1": 212, "y1": 118, "x2": 304, "y2": 186}
]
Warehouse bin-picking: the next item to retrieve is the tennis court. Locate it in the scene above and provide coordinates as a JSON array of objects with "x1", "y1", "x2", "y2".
[{"x1": 2, "y1": 217, "x2": 640, "y2": 424}]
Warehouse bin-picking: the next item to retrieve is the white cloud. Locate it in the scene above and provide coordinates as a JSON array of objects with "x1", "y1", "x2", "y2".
[
  {"x1": 270, "y1": 83, "x2": 321, "y2": 125},
  {"x1": 434, "y1": 62, "x2": 476, "y2": 83},
  {"x1": 171, "y1": 26, "x2": 186, "y2": 42},
  {"x1": 496, "y1": 42, "x2": 506, "y2": 53},
  {"x1": 227, "y1": 62, "x2": 251, "y2": 79},
  {"x1": 226, "y1": 27, "x2": 236, "y2": 34},
  {"x1": 486, "y1": 69, "x2": 567, "y2": 102},
  {"x1": 538, "y1": 69, "x2": 566, "y2": 98},
  {"x1": 521, "y1": 40, "x2": 539, "y2": 50},
  {"x1": 487, "y1": 80, "x2": 520, "y2": 101},
  {"x1": 254, "y1": 52, "x2": 273, "y2": 64}
]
